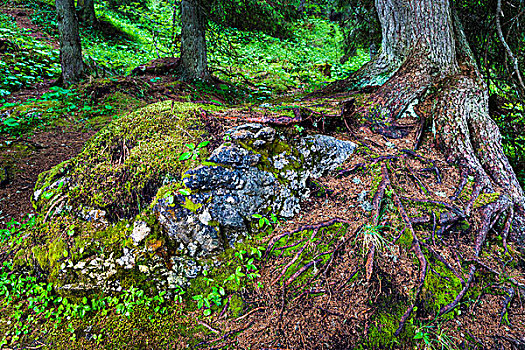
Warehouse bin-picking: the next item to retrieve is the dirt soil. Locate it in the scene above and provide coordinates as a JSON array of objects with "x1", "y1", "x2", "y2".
[{"x1": 0, "y1": 130, "x2": 94, "y2": 227}]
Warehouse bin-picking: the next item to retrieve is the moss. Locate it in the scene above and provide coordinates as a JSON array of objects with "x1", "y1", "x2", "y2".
[
  {"x1": 228, "y1": 294, "x2": 244, "y2": 317},
  {"x1": 84, "y1": 91, "x2": 146, "y2": 130},
  {"x1": 421, "y1": 261, "x2": 463, "y2": 319},
  {"x1": 35, "y1": 100, "x2": 226, "y2": 221},
  {"x1": 366, "y1": 290, "x2": 415, "y2": 349},
  {"x1": 472, "y1": 192, "x2": 501, "y2": 210},
  {"x1": 30, "y1": 237, "x2": 67, "y2": 278},
  {"x1": 368, "y1": 162, "x2": 383, "y2": 198},
  {"x1": 458, "y1": 177, "x2": 475, "y2": 203},
  {"x1": 35, "y1": 302, "x2": 206, "y2": 349},
  {"x1": 236, "y1": 133, "x2": 307, "y2": 186}
]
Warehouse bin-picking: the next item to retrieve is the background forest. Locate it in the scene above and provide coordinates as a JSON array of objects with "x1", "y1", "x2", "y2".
[{"x1": 0, "y1": 0, "x2": 524, "y2": 348}]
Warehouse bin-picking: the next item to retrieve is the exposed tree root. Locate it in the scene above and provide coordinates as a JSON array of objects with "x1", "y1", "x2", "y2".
[{"x1": 206, "y1": 49, "x2": 525, "y2": 348}]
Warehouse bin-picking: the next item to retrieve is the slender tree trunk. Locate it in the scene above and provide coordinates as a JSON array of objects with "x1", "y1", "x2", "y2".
[
  {"x1": 56, "y1": 0, "x2": 84, "y2": 85},
  {"x1": 77, "y1": 0, "x2": 97, "y2": 26},
  {"x1": 347, "y1": 0, "x2": 525, "y2": 241},
  {"x1": 180, "y1": 0, "x2": 211, "y2": 82}
]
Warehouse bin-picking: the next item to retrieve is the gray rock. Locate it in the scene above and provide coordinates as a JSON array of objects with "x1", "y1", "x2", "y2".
[
  {"x1": 154, "y1": 124, "x2": 357, "y2": 259},
  {"x1": 208, "y1": 144, "x2": 261, "y2": 168},
  {"x1": 57, "y1": 123, "x2": 357, "y2": 295}
]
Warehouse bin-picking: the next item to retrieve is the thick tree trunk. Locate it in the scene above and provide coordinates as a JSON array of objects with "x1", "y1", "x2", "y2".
[
  {"x1": 352, "y1": 0, "x2": 525, "y2": 242},
  {"x1": 180, "y1": 0, "x2": 211, "y2": 82},
  {"x1": 77, "y1": 0, "x2": 97, "y2": 26},
  {"x1": 56, "y1": 0, "x2": 84, "y2": 85}
]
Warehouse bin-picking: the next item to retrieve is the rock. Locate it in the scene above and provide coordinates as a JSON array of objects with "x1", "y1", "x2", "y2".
[
  {"x1": 153, "y1": 124, "x2": 357, "y2": 258},
  {"x1": 131, "y1": 221, "x2": 150, "y2": 245},
  {"x1": 208, "y1": 144, "x2": 261, "y2": 168},
  {"x1": 29, "y1": 109, "x2": 357, "y2": 296}
]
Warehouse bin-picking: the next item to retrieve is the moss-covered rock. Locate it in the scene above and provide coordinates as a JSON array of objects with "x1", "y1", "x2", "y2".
[
  {"x1": 33, "y1": 100, "x2": 223, "y2": 221},
  {"x1": 26, "y1": 100, "x2": 357, "y2": 298}
]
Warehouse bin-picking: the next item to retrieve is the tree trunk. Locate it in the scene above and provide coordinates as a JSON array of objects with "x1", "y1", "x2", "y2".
[
  {"x1": 77, "y1": 0, "x2": 97, "y2": 26},
  {"x1": 180, "y1": 0, "x2": 211, "y2": 82},
  {"x1": 349, "y1": 0, "x2": 525, "y2": 242},
  {"x1": 56, "y1": 0, "x2": 84, "y2": 85}
]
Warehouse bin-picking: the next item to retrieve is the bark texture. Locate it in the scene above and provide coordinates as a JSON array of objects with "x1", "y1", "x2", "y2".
[
  {"x1": 180, "y1": 0, "x2": 211, "y2": 82},
  {"x1": 352, "y1": 0, "x2": 525, "y2": 241},
  {"x1": 56, "y1": 0, "x2": 84, "y2": 85},
  {"x1": 77, "y1": 0, "x2": 97, "y2": 26}
]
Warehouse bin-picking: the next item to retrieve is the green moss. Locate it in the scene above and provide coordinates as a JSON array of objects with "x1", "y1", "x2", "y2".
[
  {"x1": 228, "y1": 294, "x2": 244, "y2": 317},
  {"x1": 458, "y1": 178, "x2": 475, "y2": 203},
  {"x1": 30, "y1": 237, "x2": 66, "y2": 278},
  {"x1": 366, "y1": 287, "x2": 415, "y2": 349},
  {"x1": 35, "y1": 100, "x2": 226, "y2": 220},
  {"x1": 472, "y1": 192, "x2": 501, "y2": 210},
  {"x1": 368, "y1": 162, "x2": 383, "y2": 198},
  {"x1": 367, "y1": 310, "x2": 409, "y2": 348},
  {"x1": 421, "y1": 261, "x2": 463, "y2": 319}
]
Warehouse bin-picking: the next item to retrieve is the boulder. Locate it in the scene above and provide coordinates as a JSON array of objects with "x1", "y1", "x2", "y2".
[{"x1": 25, "y1": 103, "x2": 356, "y2": 295}]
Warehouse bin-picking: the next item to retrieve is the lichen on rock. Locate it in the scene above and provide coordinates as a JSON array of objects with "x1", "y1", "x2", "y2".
[{"x1": 153, "y1": 123, "x2": 357, "y2": 257}]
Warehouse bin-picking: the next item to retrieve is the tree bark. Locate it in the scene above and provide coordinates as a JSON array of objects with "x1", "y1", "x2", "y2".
[
  {"x1": 77, "y1": 0, "x2": 97, "y2": 26},
  {"x1": 56, "y1": 0, "x2": 84, "y2": 85},
  {"x1": 349, "y1": 0, "x2": 525, "y2": 242},
  {"x1": 180, "y1": 0, "x2": 211, "y2": 82}
]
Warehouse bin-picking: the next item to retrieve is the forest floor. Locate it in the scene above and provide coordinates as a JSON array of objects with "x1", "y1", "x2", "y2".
[
  {"x1": 1, "y1": 5, "x2": 525, "y2": 350},
  {"x1": 0, "y1": 6, "x2": 83, "y2": 226}
]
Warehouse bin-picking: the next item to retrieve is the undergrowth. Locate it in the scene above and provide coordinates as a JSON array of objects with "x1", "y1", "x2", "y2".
[
  {"x1": 0, "y1": 13, "x2": 60, "y2": 101},
  {"x1": 0, "y1": 212, "x2": 271, "y2": 348}
]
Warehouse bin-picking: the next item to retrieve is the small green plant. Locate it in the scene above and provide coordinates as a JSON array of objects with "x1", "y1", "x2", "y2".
[
  {"x1": 163, "y1": 187, "x2": 191, "y2": 205},
  {"x1": 0, "y1": 257, "x2": 172, "y2": 347},
  {"x1": 357, "y1": 224, "x2": 391, "y2": 255},
  {"x1": 179, "y1": 141, "x2": 210, "y2": 161},
  {"x1": 0, "y1": 215, "x2": 36, "y2": 245},
  {"x1": 252, "y1": 213, "x2": 280, "y2": 229},
  {"x1": 294, "y1": 124, "x2": 305, "y2": 133},
  {"x1": 414, "y1": 321, "x2": 459, "y2": 350},
  {"x1": 192, "y1": 271, "x2": 225, "y2": 316}
]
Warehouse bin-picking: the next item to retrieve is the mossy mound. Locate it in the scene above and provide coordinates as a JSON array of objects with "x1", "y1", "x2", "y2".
[{"x1": 33, "y1": 100, "x2": 225, "y2": 221}]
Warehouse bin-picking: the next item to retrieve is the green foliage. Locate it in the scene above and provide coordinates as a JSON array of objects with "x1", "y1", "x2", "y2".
[
  {"x1": 0, "y1": 215, "x2": 36, "y2": 245},
  {"x1": 251, "y1": 212, "x2": 279, "y2": 229},
  {"x1": 414, "y1": 320, "x2": 460, "y2": 350},
  {"x1": 208, "y1": 19, "x2": 369, "y2": 99},
  {"x1": 189, "y1": 245, "x2": 264, "y2": 317},
  {"x1": 0, "y1": 259, "x2": 172, "y2": 346},
  {"x1": 0, "y1": 87, "x2": 82, "y2": 136},
  {"x1": 205, "y1": 0, "x2": 301, "y2": 38},
  {"x1": 179, "y1": 141, "x2": 210, "y2": 161},
  {"x1": 493, "y1": 101, "x2": 525, "y2": 186},
  {"x1": 0, "y1": 14, "x2": 60, "y2": 100}
]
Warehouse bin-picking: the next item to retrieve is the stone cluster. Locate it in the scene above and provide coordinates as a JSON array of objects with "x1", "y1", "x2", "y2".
[{"x1": 153, "y1": 123, "x2": 357, "y2": 258}]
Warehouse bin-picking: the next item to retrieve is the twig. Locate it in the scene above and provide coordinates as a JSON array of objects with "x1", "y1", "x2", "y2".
[
  {"x1": 496, "y1": 0, "x2": 525, "y2": 94},
  {"x1": 285, "y1": 259, "x2": 322, "y2": 287},
  {"x1": 197, "y1": 320, "x2": 220, "y2": 334},
  {"x1": 234, "y1": 307, "x2": 267, "y2": 322}
]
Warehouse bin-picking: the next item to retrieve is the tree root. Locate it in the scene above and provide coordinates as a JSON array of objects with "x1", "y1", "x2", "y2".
[
  {"x1": 378, "y1": 162, "x2": 429, "y2": 336},
  {"x1": 500, "y1": 287, "x2": 515, "y2": 326}
]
